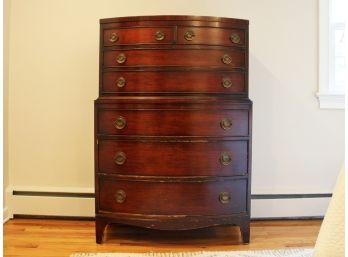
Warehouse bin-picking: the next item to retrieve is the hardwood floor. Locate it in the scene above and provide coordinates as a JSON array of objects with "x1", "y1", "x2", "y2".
[{"x1": 4, "y1": 218, "x2": 321, "y2": 257}]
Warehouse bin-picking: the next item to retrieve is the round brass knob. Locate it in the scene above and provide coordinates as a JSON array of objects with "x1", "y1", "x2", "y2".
[
  {"x1": 184, "y1": 30, "x2": 195, "y2": 41},
  {"x1": 116, "y1": 53, "x2": 127, "y2": 64},
  {"x1": 230, "y1": 33, "x2": 241, "y2": 44},
  {"x1": 116, "y1": 77, "x2": 126, "y2": 88},
  {"x1": 222, "y1": 78, "x2": 233, "y2": 88},
  {"x1": 219, "y1": 192, "x2": 231, "y2": 204},
  {"x1": 114, "y1": 190, "x2": 126, "y2": 203},
  {"x1": 155, "y1": 31, "x2": 165, "y2": 41},
  {"x1": 109, "y1": 32, "x2": 119, "y2": 43},
  {"x1": 114, "y1": 151, "x2": 126, "y2": 165},
  {"x1": 113, "y1": 116, "x2": 126, "y2": 130},
  {"x1": 222, "y1": 54, "x2": 232, "y2": 65},
  {"x1": 220, "y1": 152, "x2": 232, "y2": 166},
  {"x1": 220, "y1": 118, "x2": 232, "y2": 130}
]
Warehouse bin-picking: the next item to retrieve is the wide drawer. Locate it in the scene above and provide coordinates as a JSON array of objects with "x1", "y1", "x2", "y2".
[
  {"x1": 103, "y1": 27, "x2": 175, "y2": 46},
  {"x1": 97, "y1": 109, "x2": 249, "y2": 137},
  {"x1": 177, "y1": 27, "x2": 246, "y2": 47},
  {"x1": 102, "y1": 71, "x2": 245, "y2": 94},
  {"x1": 103, "y1": 49, "x2": 245, "y2": 68},
  {"x1": 98, "y1": 176, "x2": 247, "y2": 215},
  {"x1": 98, "y1": 140, "x2": 248, "y2": 176}
]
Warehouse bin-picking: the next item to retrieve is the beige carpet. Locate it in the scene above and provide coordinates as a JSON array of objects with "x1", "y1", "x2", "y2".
[{"x1": 70, "y1": 249, "x2": 313, "y2": 257}]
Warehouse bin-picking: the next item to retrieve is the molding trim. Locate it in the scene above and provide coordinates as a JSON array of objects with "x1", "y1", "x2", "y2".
[
  {"x1": 12, "y1": 214, "x2": 323, "y2": 221},
  {"x1": 316, "y1": 93, "x2": 345, "y2": 109},
  {"x1": 4, "y1": 186, "x2": 13, "y2": 222},
  {"x1": 8, "y1": 186, "x2": 332, "y2": 219},
  {"x1": 13, "y1": 214, "x2": 95, "y2": 221},
  {"x1": 252, "y1": 216, "x2": 324, "y2": 221},
  {"x1": 11, "y1": 189, "x2": 332, "y2": 200},
  {"x1": 252, "y1": 193, "x2": 332, "y2": 199},
  {"x1": 251, "y1": 198, "x2": 330, "y2": 218},
  {"x1": 3, "y1": 207, "x2": 10, "y2": 223},
  {"x1": 13, "y1": 191, "x2": 94, "y2": 198}
]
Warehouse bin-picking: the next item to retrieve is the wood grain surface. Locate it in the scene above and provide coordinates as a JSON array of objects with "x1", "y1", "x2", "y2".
[{"x1": 4, "y1": 219, "x2": 321, "y2": 257}]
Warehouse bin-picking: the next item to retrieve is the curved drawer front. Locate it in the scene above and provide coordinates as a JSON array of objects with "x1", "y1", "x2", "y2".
[
  {"x1": 97, "y1": 109, "x2": 249, "y2": 137},
  {"x1": 177, "y1": 27, "x2": 246, "y2": 47},
  {"x1": 98, "y1": 176, "x2": 247, "y2": 215},
  {"x1": 98, "y1": 140, "x2": 248, "y2": 176},
  {"x1": 102, "y1": 71, "x2": 245, "y2": 94},
  {"x1": 103, "y1": 27, "x2": 175, "y2": 46},
  {"x1": 103, "y1": 49, "x2": 245, "y2": 68}
]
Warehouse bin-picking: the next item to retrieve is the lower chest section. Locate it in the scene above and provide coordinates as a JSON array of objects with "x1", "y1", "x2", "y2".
[{"x1": 95, "y1": 99, "x2": 251, "y2": 217}]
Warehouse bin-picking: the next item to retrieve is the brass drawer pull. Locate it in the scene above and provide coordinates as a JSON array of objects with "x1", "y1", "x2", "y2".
[
  {"x1": 222, "y1": 54, "x2": 232, "y2": 65},
  {"x1": 230, "y1": 33, "x2": 241, "y2": 44},
  {"x1": 219, "y1": 192, "x2": 231, "y2": 204},
  {"x1": 155, "y1": 31, "x2": 165, "y2": 41},
  {"x1": 114, "y1": 151, "x2": 126, "y2": 165},
  {"x1": 109, "y1": 32, "x2": 119, "y2": 43},
  {"x1": 220, "y1": 152, "x2": 232, "y2": 166},
  {"x1": 220, "y1": 118, "x2": 232, "y2": 130},
  {"x1": 114, "y1": 190, "x2": 126, "y2": 203},
  {"x1": 116, "y1": 53, "x2": 127, "y2": 64},
  {"x1": 116, "y1": 77, "x2": 126, "y2": 88},
  {"x1": 222, "y1": 78, "x2": 233, "y2": 88},
  {"x1": 113, "y1": 116, "x2": 126, "y2": 130},
  {"x1": 184, "y1": 30, "x2": 195, "y2": 41}
]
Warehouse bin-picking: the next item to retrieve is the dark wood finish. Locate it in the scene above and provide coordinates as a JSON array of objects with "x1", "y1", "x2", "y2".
[
  {"x1": 100, "y1": 15, "x2": 249, "y2": 27},
  {"x1": 103, "y1": 49, "x2": 245, "y2": 68},
  {"x1": 104, "y1": 27, "x2": 175, "y2": 46},
  {"x1": 95, "y1": 15, "x2": 251, "y2": 244},
  {"x1": 97, "y1": 139, "x2": 248, "y2": 176},
  {"x1": 177, "y1": 27, "x2": 246, "y2": 47},
  {"x1": 95, "y1": 216, "x2": 108, "y2": 244},
  {"x1": 95, "y1": 96, "x2": 252, "y2": 108},
  {"x1": 102, "y1": 71, "x2": 246, "y2": 94},
  {"x1": 97, "y1": 109, "x2": 249, "y2": 137},
  {"x1": 98, "y1": 175, "x2": 247, "y2": 215}
]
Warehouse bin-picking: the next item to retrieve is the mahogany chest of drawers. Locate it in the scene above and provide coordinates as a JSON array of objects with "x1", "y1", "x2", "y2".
[{"x1": 95, "y1": 15, "x2": 252, "y2": 244}]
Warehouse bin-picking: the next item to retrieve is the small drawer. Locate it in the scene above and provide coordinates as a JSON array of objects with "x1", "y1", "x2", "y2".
[
  {"x1": 177, "y1": 27, "x2": 246, "y2": 47},
  {"x1": 103, "y1": 49, "x2": 245, "y2": 68},
  {"x1": 98, "y1": 140, "x2": 248, "y2": 176},
  {"x1": 98, "y1": 176, "x2": 247, "y2": 215},
  {"x1": 103, "y1": 27, "x2": 175, "y2": 46},
  {"x1": 102, "y1": 71, "x2": 246, "y2": 94},
  {"x1": 97, "y1": 109, "x2": 249, "y2": 137}
]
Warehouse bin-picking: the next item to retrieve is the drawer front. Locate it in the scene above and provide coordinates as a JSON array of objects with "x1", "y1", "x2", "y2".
[
  {"x1": 177, "y1": 27, "x2": 246, "y2": 47},
  {"x1": 97, "y1": 109, "x2": 249, "y2": 137},
  {"x1": 102, "y1": 71, "x2": 245, "y2": 94},
  {"x1": 98, "y1": 140, "x2": 248, "y2": 176},
  {"x1": 103, "y1": 49, "x2": 245, "y2": 68},
  {"x1": 103, "y1": 27, "x2": 175, "y2": 46},
  {"x1": 98, "y1": 176, "x2": 247, "y2": 215}
]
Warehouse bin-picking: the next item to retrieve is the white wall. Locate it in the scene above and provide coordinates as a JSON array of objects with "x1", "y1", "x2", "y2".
[
  {"x1": 5, "y1": 0, "x2": 344, "y2": 218},
  {"x1": 4, "y1": 0, "x2": 11, "y2": 223}
]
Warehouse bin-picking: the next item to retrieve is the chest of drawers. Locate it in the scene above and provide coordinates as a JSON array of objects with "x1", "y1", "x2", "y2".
[{"x1": 95, "y1": 15, "x2": 251, "y2": 244}]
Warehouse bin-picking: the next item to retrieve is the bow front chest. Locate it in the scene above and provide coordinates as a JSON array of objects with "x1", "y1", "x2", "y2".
[{"x1": 95, "y1": 15, "x2": 252, "y2": 244}]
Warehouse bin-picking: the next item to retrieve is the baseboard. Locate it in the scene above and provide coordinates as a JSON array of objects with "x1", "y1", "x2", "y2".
[
  {"x1": 8, "y1": 186, "x2": 94, "y2": 217},
  {"x1": 4, "y1": 186, "x2": 13, "y2": 223},
  {"x1": 11, "y1": 214, "x2": 324, "y2": 221},
  {"x1": 3, "y1": 207, "x2": 10, "y2": 223},
  {"x1": 251, "y1": 198, "x2": 331, "y2": 218},
  {"x1": 8, "y1": 186, "x2": 332, "y2": 218},
  {"x1": 13, "y1": 214, "x2": 95, "y2": 221}
]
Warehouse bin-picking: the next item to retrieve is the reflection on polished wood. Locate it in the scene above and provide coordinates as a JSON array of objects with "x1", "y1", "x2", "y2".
[{"x1": 4, "y1": 219, "x2": 320, "y2": 257}]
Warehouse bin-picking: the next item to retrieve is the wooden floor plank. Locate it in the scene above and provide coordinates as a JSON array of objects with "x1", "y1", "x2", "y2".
[{"x1": 4, "y1": 219, "x2": 321, "y2": 257}]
